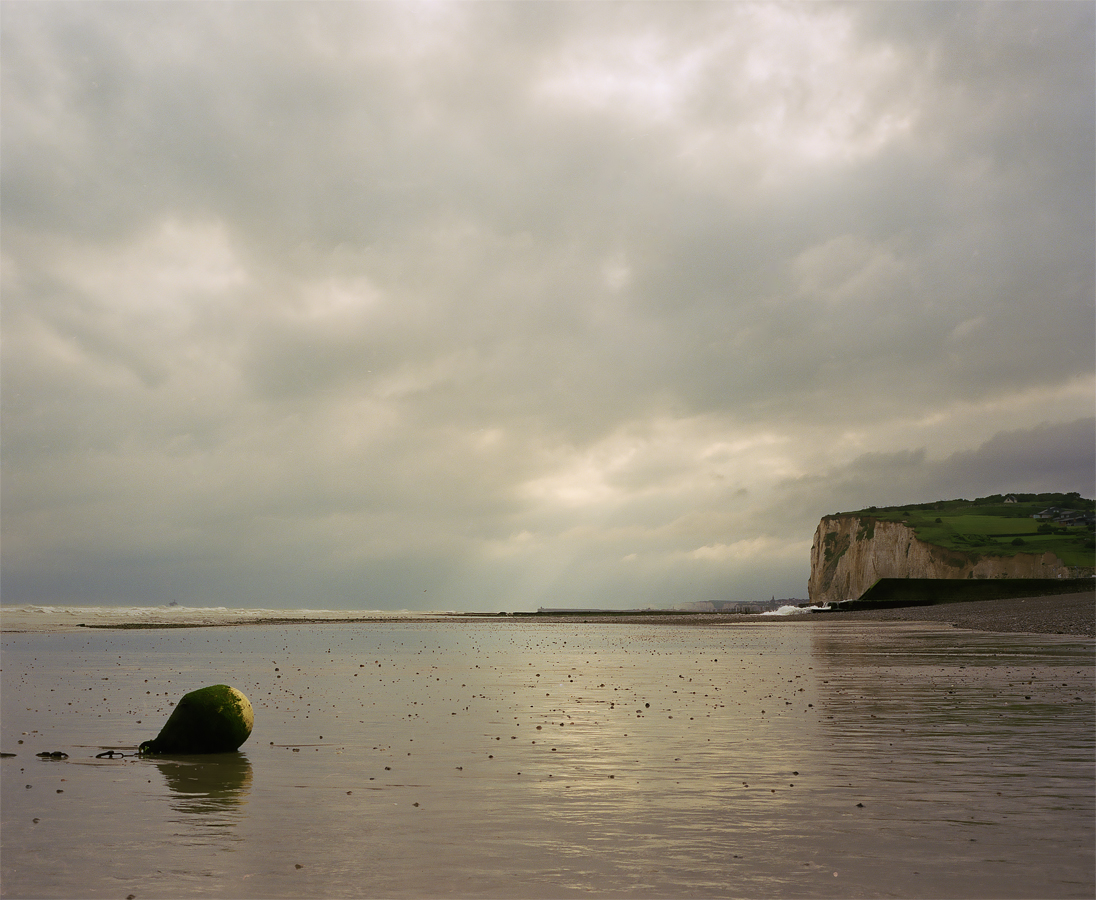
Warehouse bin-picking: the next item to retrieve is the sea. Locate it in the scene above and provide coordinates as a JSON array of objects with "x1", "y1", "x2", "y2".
[{"x1": 2, "y1": 605, "x2": 1093, "y2": 899}]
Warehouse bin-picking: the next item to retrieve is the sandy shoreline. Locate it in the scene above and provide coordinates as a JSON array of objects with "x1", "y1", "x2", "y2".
[
  {"x1": 5, "y1": 592, "x2": 1091, "y2": 637},
  {"x1": 477, "y1": 591, "x2": 1096, "y2": 638}
]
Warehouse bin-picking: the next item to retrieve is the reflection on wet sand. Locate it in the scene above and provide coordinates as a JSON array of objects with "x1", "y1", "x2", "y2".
[
  {"x1": 154, "y1": 752, "x2": 252, "y2": 825},
  {"x1": 808, "y1": 623, "x2": 1095, "y2": 898},
  {"x1": 1, "y1": 621, "x2": 1091, "y2": 898}
]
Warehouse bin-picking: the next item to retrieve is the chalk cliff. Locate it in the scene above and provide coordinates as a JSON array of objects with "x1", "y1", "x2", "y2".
[{"x1": 808, "y1": 515, "x2": 1084, "y2": 604}]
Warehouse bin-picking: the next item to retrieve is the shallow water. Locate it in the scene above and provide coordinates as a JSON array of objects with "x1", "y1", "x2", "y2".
[{"x1": 2, "y1": 620, "x2": 1093, "y2": 898}]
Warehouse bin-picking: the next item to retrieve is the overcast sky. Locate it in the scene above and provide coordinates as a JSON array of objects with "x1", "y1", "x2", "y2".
[{"x1": 3, "y1": 1, "x2": 1093, "y2": 611}]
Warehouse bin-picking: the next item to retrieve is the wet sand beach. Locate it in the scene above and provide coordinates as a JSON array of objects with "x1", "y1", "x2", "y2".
[{"x1": 3, "y1": 612, "x2": 1093, "y2": 899}]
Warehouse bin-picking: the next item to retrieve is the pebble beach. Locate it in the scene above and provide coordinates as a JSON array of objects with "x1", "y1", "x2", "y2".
[
  {"x1": 819, "y1": 590, "x2": 1096, "y2": 638},
  {"x1": 498, "y1": 591, "x2": 1096, "y2": 638}
]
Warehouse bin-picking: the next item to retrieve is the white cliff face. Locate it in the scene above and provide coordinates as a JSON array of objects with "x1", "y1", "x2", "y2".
[{"x1": 808, "y1": 516, "x2": 1080, "y2": 604}]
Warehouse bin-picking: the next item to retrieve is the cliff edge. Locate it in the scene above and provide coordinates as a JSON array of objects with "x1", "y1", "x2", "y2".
[{"x1": 808, "y1": 515, "x2": 1090, "y2": 604}]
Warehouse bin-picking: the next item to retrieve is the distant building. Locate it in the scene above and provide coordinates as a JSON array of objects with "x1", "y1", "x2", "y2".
[{"x1": 1032, "y1": 508, "x2": 1094, "y2": 526}]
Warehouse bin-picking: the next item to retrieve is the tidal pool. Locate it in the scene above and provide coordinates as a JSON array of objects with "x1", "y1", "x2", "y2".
[{"x1": 2, "y1": 620, "x2": 1092, "y2": 898}]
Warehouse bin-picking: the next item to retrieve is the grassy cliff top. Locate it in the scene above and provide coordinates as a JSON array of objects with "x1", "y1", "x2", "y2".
[{"x1": 830, "y1": 493, "x2": 1095, "y2": 567}]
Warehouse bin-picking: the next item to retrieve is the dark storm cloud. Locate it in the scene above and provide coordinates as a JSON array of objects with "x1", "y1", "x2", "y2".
[
  {"x1": 2, "y1": 2, "x2": 1092, "y2": 609},
  {"x1": 777, "y1": 418, "x2": 1096, "y2": 525}
]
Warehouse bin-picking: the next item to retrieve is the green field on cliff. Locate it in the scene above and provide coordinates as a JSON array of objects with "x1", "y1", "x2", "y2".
[{"x1": 840, "y1": 493, "x2": 1096, "y2": 568}]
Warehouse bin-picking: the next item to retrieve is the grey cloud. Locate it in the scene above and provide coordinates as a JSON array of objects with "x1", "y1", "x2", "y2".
[
  {"x1": 935, "y1": 419, "x2": 1096, "y2": 500},
  {"x1": 3, "y1": 2, "x2": 1092, "y2": 610}
]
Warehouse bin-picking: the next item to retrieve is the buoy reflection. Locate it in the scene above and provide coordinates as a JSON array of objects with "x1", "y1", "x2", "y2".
[{"x1": 153, "y1": 752, "x2": 252, "y2": 825}]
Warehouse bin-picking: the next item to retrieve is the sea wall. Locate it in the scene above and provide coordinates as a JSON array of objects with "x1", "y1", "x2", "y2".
[
  {"x1": 838, "y1": 577, "x2": 1094, "y2": 609},
  {"x1": 808, "y1": 515, "x2": 1091, "y2": 604}
]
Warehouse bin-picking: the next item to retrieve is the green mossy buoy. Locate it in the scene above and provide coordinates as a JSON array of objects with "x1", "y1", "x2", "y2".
[{"x1": 139, "y1": 685, "x2": 253, "y2": 754}]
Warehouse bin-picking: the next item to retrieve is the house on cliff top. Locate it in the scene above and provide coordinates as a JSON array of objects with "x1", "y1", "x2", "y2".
[{"x1": 1034, "y1": 508, "x2": 1095, "y2": 525}]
